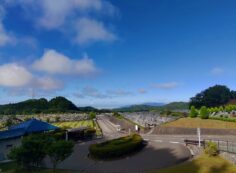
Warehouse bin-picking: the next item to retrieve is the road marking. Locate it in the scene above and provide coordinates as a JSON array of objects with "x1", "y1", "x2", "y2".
[
  {"x1": 144, "y1": 139, "x2": 150, "y2": 141},
  {"x1": 155, "y1": 140, "x2": 163, "y2": 142},
  {"x1": 170, "y1": 141, "x2": 180, "y2": 144}
]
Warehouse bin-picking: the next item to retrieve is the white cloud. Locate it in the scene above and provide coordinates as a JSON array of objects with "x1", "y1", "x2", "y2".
[
  {"x1": 76, "y1": 18, "x2": 116, "y2": 44},
  {"x1": 33, "y1": 49, "x2": 98, "y2": 75},
  {"x1": 3, "y1": 0, "x2": 117, "y2": 44},
  {"x1": 0, "y1": 5, "x2": 15, "y2": 46},
  {"x1": 211, "y1": 67, "x2": 224, "y2": 76},
  {"x1": 38, "y1": 0, "x2": 112, "y2": 29},
  {"x1": 0, "y1": 63, "x2": 33, "y2": 87},
  {"x1": 0, "y1": 62, "x2": 63, "y2": 96},
  {"x1": 153, "y1": 82, "x2": 179, "y2": 90}
]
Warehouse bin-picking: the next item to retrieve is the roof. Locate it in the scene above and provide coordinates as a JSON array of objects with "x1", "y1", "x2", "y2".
[{"x1": 0, "y1": 119, "x2": 59, "y2": 140}]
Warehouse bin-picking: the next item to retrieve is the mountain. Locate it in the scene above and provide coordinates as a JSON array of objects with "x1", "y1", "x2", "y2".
[
  {"x1": 114, "y1": 102, "x2": 189, "y2": 112},
  {"x1": 141, "y1": 102, "x2": 166, "y2": 107},
  {"x1": 0, "y1": 97, "x2": 97, "y2": 115}
]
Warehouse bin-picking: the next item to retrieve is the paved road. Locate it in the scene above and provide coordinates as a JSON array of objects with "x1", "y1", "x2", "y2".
[
  {"x1": 45, "y1": 116, "x2": 192, "y2": 173},
  {"x1": 97, "y1": 115, "x2": 122, "y2": 139}
]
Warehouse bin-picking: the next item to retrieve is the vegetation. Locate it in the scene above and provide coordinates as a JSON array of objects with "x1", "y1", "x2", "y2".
[
  {"x1": 190, "y1": 85, "x2": 236, "y2": 109},
  {"x1": 163, "y1": 118, "x2": 236, "y2": 129},
  {"x1": 200, "y1": 106, "x2": 209, "y2": 119},
  {"x1": 47, "y1": 140, "x2": 74, "y2": 173},
  {"x1": 0, "y1": 97, "x2": 79, "y2": 115},
  {"x1": 189, "y1": 106, "x2": 198, "y2": 118},
  {"x1": 53, "y1": 120, "x2": 94, "y2": 129},
  {"x1": 8, "y1": 134, "x2": 74, "y2": 171},
  {"x1": 205, "y1": 141, "x2": 219, "y2": 157},
  {"x1": 152, "y1": 154, "x2": 236, "y2": 173},
  {"x1": 89, "y1": 111, "x2": 96, "y2": 119},
  {"x1": 53, "y1": 120, "x2": 102, "y2": 136},
  {"x1": 113, "y1": 112, "x2": 123, "y2": 119},
  {"x1": 89, "y1": 134, "x2": 144, "y2": 160}
]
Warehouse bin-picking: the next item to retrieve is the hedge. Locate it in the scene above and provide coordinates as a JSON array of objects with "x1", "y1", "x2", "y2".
[
  {"x1": 89, "y1": 134, "x2": 144, "y2": 159},
  {"x1": 209, "y1": 116, "x2": 236, "y2": 123}
]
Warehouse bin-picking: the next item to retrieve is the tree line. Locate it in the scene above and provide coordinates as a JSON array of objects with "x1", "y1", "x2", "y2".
[
  {"x1": 0, "y1": 96, "x2": 99, "y2": 115},
  {"x1": 190, "y1": 85, "x2": 236, "y2": 109}
]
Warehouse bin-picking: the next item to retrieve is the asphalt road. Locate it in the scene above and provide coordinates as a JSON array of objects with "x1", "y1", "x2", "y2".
[
  {"x1": 45, "y1": 116, "x2": 192, "y2": 173},
  {"x1": 97, "y1": 115, "x2": 122, "y2": 139}
]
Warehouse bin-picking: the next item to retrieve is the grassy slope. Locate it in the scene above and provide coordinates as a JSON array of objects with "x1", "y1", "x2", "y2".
[
  {"x1": 152, "y1": 154, "x2": 236, "y2": 173},
  {"x1": 163, "y1": 118, "x2": 236, "y2": 129},
  {"x1": 53, "y1": 120, "x2": 94, "y2": 128}
]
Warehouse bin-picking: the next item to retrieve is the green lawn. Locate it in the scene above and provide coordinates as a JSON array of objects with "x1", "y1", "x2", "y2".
[
  {"x1": 152, "y1": 154, "x2": 236, "y2": 173},
  {"x1": 53, "y1": 120, "x2": 94, "y2": 129},
  {"x1": 163, "y1": 117, "x2": 236, "y2": 129},
  {"x1": 53, "y1": 120, "x2": 102, "y2": 136}
]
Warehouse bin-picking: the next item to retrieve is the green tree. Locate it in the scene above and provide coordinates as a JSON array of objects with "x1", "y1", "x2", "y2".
[
  {"x1": 89, "y1": 111, "x2": 96, "y2": 119},
  {"x1": 190, "y1": 85, "x2": 232, "y2": 108},
  {"x1": 47, "y1": 140, "x2": 74, "y2": 173},
  {"x1": 189, "y1": 106, "x2": 198, "y2": 118},
  {"x1": 8, "y1": 134, "x2": 51, "y2": 169},
  {"x1": 200, "y1": 106, "x2": 209, "y2": 119}
]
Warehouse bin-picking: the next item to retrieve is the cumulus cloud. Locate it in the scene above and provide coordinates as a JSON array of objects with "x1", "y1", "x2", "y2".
[
  {"x1": 0, "y1": 63, "x2": 33, "y2": 87},
  {"x1": 0, "y1": 63, "x2": 63, "y2": 97},
  {"x1": 153, "y1": 82, "x2": 179, "y2": 90},
  {"x1": 211, "y1": 67, "x2": 224, "y2": 76},
  {"x1": 3, "y1": 0, "x2": 118, "y2": 44},
  {"x1": 76, "y1": 18, "x2": 116, "y2": 44},
  {"x1": 32, "y1": 49, "x2": 98, "y2": 75}
]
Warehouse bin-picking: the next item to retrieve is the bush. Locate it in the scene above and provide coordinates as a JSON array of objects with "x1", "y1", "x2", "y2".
[
  {"x1": 89, "y1": 134, "x2": 144, "y2": 159},
  {"x1": 200, "y1": 106, "x2": 209, "y2": 119},
  {"x1": 189, "y1": 106, "x2": 198, "y2": 118},
  {"x1": 205, "y1": 141, "x2": 218, "y2": 156}
]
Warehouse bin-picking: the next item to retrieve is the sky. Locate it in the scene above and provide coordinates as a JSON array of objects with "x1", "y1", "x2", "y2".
[{"x1": 0, "y1": 0, "x2": 236, "y2": 108}]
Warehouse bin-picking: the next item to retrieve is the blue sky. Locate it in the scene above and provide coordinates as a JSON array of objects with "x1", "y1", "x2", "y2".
[{"x1": 0, "y1": 0, "x2": 236, "y2": 108}]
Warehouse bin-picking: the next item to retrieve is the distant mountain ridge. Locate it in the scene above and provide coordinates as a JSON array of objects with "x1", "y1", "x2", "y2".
[
  {"x1": 114, "y1": 102, "x2": 189, "y2": 112},
  {"x1": 0, "y1": 97, "x2": 98, "y2": 115}
]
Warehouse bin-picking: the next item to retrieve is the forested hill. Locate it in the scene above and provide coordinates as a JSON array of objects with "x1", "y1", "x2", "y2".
[
  {"x1": 114, "y1": 102, "x2": 189, "y2": 112},
  {"x1": 0, "y1": 97, "x2": 97, "y2": 115}
]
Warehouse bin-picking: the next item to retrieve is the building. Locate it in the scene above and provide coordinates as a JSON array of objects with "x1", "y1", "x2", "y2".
[{"x1": 0, "y1": 119, "x2": 59, "y2": 161}]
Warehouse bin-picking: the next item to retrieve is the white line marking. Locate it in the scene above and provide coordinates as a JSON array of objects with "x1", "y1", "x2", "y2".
[
  {"x1": 170, "y1": 141, "x2": 180, "y2": 144},
  {"x1": 144, "y1": 139, "x2": 150, "y2": 141}
]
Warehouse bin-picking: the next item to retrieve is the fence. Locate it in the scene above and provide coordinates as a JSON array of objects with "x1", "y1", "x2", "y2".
[{"x1": 204, "y1": 139, "x2": 236, "y2": 154}]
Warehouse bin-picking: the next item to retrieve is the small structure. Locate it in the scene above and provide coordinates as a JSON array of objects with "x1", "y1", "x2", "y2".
[
  {"x1": 67, "y1": 127, "x2": 96, "y2": 141},
  {"x1": 0, "y1": 119, "x2": 59, "y2": 161}
]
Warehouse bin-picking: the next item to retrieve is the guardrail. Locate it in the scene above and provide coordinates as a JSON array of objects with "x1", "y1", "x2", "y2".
[
  {"x1": 184, "y1": 139, "x2": 205, "y2": 146},
  {"x1": 205, "y1": 139, "x2": 236, "y2": 154},
  {"x1": 184, "y1": 139, "x2": 236, "y2": 154}
]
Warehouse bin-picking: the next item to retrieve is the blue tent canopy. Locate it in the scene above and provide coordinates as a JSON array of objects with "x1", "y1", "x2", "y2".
[{"x1": 0, "y1": 119, "x2": 59, "y2": 140}]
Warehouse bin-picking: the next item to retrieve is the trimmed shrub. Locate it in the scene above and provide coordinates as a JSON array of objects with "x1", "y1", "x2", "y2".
[
  {"x1": 189, "y1": 106, "x2": 198, "y2": 118},
  {"x1": 205, "y1": 141, "x2": 218, "y2": 156},
  {"x1": 200, "y1": 106, "x2": 209, "y2": 119},
  {"x1": 89, "y1": 134, "x2": 144, "y2": 159}
]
